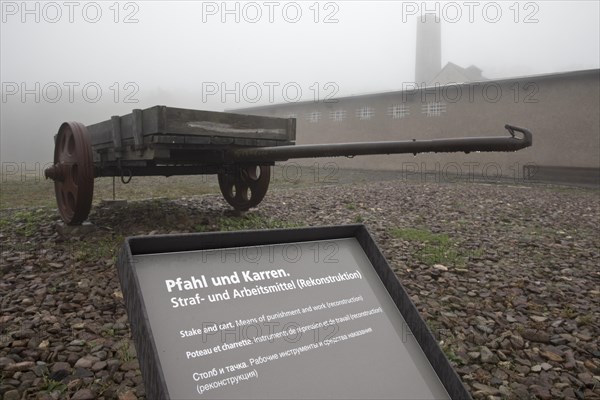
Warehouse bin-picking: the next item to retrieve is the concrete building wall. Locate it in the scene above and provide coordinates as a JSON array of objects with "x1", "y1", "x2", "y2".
[{"x1": 235, "y1": 69, "x2": 600, "y2": 183}]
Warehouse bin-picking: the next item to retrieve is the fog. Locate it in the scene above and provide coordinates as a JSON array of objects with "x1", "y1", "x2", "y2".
[{"x1": 1, "y1": 0, "x2": 599, "y2": 164}]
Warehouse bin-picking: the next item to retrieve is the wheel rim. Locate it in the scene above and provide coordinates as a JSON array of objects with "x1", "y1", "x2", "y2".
[
  {"x1": 45, "y1": 122, "x2": 94, "y2": 225},
  {"x1": 218, "y1": 165, "x2": 271, "y2": 211}
]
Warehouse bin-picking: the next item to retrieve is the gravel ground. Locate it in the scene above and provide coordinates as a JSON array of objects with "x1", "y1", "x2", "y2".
[{"x1": 1, "y1": 179, "x2": 599, "y2": 400}]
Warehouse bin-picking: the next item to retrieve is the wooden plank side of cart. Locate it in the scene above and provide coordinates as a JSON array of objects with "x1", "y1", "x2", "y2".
[{"x1": 86, "y1": 106, "x2": 296, "y2": 151}]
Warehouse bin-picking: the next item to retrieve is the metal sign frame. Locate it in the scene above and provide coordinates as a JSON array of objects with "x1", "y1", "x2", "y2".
[{"x1": 116, "y1": 224, "x2": 472, "y2": 399}]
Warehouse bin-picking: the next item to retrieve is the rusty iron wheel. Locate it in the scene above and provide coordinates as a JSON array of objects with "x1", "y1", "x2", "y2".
[
  {"x1": 45, "y1": 122, "x2": 94, "y2": 225},
  {"x1": 218, "y1": 165, "x2": 271, "y2": 211}
]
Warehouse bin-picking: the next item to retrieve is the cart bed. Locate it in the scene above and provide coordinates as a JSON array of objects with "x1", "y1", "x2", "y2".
[{"x1": 86, "y1": 105, "x2": 296, "y2": 153}]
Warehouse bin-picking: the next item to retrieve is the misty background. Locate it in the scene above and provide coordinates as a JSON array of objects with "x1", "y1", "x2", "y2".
[{"x1": 1, "y1": 0, "x2": 599, "y2": 164}]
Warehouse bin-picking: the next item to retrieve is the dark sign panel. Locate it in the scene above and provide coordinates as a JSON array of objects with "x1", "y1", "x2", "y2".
[{"x1": 117, "y1": 225, "x2": 471, "y2": 399}]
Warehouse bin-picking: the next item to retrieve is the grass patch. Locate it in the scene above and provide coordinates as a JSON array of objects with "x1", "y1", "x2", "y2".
[
  {"x1": 73, "y1": 236, "x2": 122, "y2": 263},
  {"x1": 102, "y1": 326, "x2": 116, "y2": 337},
  {"x1": 117, "y1": 340, "x2": 134, "y2": 362},
  {"x1": 390, "y1": 227, "x2": 450, "y2": 244},
  {"x1": 0, "y1": 179, "x2": 56, "y2": 209},
  {"x1": 0, "y1": 218, "x2": 10, "y2": 229},
  {"x1": 0, "y1": 175, "x2": 220, "y2": 210},
  {"x1": 389, "y1": 227, "x2": 466, "y2": 267},
  {"x1": 5, "y1": 209, "x2": 49, "y2": 236},
  {"x1": 561, "y1": 305, "x2": 578, "y2": 319},
  {"x1": 41, "y1": 375, "x2": 67, "y2": 394},
  {"x1": 213, "y1": 214, "x2": 300, "y2": 232},
  {"x1": 442, "y1": 346, "x2": 464, "y2": 365},
  {"x1": 93, "y1": 176, "x2": 218, "y2": 203},
  {"x1": 576, "y1": 314, "x2": 593, "y2": 326},
  {"x1": 0, "y1": 165, "x2": 337, "y2": 210},
  {"x1": 0, "y1": 166, "x2": 406, "y2": 210},
  {"x1": 345, "y1": 203, "x2": 357, "y2": 211}
]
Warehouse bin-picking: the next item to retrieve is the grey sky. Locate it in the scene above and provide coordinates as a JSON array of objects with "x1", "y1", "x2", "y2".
[{"x1": 1, "y1": 0, "x2": 599, "y2": 163}]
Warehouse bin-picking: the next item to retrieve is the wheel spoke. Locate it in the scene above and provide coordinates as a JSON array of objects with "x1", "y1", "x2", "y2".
[
  {"x1": 62, "y1": 176, "x2": 77, "y2": 192},
  {"x1": 234, "y1": 182, "x2": 250, "y2": 202}
]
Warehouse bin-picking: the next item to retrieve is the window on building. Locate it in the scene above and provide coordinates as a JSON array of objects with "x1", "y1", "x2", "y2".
[
  {"x1": 422, "y1": 102, "x2": 446, "y2": 117},
  {"x1": 356, "y1": 106, "x2": 374, "y2": 120},
  {"x1": 308, "y1": 111, "x2": 321, "y2": 123},
  {"x1": 330, "y1": 110, "x2": 346, "y2": 122},
  {"x1": 388, "y1": 104, "x2": 409, "y2": 119}
]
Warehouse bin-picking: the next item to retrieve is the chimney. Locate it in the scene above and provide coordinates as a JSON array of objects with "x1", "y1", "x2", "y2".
[{"x1": 415, "y1": 14, "x2": 441, "y2": 84}]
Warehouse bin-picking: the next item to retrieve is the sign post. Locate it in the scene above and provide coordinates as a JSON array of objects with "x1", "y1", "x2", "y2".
[{"x1": 116, "y1": 225, "x2": 471, "y2": 399}]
